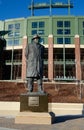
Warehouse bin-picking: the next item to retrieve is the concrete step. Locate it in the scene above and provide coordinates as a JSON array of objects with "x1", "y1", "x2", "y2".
[
  {"x1": 15, "y1": 112, "x2": 52, "y2": 124},
  {"x1": 48, "y1": 103, "x2": 84, "y2": 115},
  {"x1": 0, "y1": 102, "x2": 84, "y2": 116}
]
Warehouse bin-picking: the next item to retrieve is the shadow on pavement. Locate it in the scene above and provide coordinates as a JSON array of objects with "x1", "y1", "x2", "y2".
[{"x1": 53, "y1": 115, "x2": 84, "y2": 124}]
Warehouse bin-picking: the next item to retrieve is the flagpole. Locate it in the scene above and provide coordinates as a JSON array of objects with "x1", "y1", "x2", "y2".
[{"x1": 31, "y1": 0, "x2": 34, "y2": 16}]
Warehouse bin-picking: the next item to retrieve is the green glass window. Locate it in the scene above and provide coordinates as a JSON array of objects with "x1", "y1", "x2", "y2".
[
  {"x1": 64, "y1": 21, "x2": 70, "y2": 27},
  {"x1": 31, "y1": 21, "x2": 45, "y2": 36},
  {"x1": 7, "y1": 40, "x2": 13, "y2": 46},
  {"x1": 57, "y1": 29, "x2": 63, "y2": 34},
  {"x1": 57, "y1": 37, "x2": 71, "y2": 44},
  {"x1": 83, "y1": 21, "x2": 84, "y2": 28},
  {"x1": 38, "y1": 30, "x2": 44, "y2": 35},
  {"x1": 14, "y1": 32, "x2": 20, "y2": 36},
  {"x1": 32, "y1": 22, "x2": 37, "y2": 28},
  {"x1": 14, "y1": 39, "x2": 19, "y2": 45},
  {"x1": 57, "y1": 38, "x2": 63, "y2": 44},
  {"x1": 8, "y1": 23, "x2": 20, "y2": 37},
  {"x1": 57, "y1": 21, "x2": 71, "y2": 35},
  {"x1": 57, "y1": 21, "x2": 63, "y2": 27},
  {"x1": 8, "y1": 31, "x2": 14, "y2": 37},
  {"x1": 8, "y1": 23, "x2": 20, "y2": 30},
  {"x1": 32, "y1": 30, "x2": 37, "y2": 35},
  {"x1": 8, "y1": 24, "x2": 14, "y2": 30},
  {"x1": 56, "y1": 20, "x2": 71, "y2": 44},
  {"x1": 7, "y1": 39, "x2": 19, "y2": 46},
  {"x1": 65, "y1": 38, "x2": 71, "y2": 44},
  {"x1": 57, "y1": 21, "x2": 70, "y2": 28},
  {"x1": 15, "y1": 23, "x2": 20, "y2": 29},
  {"x1": 39, "y1": 22, "x2": 45, "y2": 28},
  {"x1": 57, "y1": 29, "x2": 70, "y2": 35},
  {"x1": 83, "y1": 30, "x2": 84, "y2": 35},
  {"x1": 8, "y1": 31, "x2": 20, "y2": 37},
  {"x1": 64, "y1": 29, "x2": 70, "y2": 34}
]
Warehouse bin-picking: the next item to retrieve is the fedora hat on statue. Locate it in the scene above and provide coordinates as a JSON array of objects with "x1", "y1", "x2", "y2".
[{"x1": 32, "y1": 34, "x2": 41, "y2": 40}]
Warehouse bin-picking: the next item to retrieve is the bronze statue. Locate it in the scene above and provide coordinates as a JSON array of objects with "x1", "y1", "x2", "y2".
[{"x1": 25, "y1": 34, "x2": 45, "y2": 93}]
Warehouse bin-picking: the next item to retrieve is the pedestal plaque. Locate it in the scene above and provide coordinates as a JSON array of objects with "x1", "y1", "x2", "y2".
[
  {"x1": 20, "y1": 92, "x2": 48, "y2": 112},
  {"x1": 28, "y1": 96, "x2": 39, "y2": 106}
]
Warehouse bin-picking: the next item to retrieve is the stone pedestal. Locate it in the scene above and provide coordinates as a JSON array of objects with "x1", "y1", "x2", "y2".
[
  {"x1": 20, "y1": 92, "x2": 48, "y2": 112},
  {"x1": 15, "y1": 92, "x2": 53, "y2": 124}
]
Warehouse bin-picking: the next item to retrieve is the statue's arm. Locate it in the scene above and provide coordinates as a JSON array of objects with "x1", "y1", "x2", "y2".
[{"x1": 42, "y1": 45, "x2": 45, "y2": 59}]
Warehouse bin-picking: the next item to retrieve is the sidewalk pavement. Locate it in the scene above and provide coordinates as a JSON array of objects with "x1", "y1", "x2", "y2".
[{"x1": 0, "y1": 114, "x2": 84, "y2": 130}]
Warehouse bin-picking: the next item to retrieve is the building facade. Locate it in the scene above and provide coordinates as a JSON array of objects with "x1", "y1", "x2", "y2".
[{"x1": 0, "y1": 16, "x2": 84, "y2": 82}]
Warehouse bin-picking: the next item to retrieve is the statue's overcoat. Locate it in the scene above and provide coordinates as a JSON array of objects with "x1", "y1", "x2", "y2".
[{"x1": 25, "y1": 42, "x2": 44, "y2": 78}]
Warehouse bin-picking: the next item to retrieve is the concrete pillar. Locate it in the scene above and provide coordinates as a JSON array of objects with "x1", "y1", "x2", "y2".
[
  {"x1": 74, "y1": 35, "x2": 81, "y2": 81},
  {"x1": 21, "y1": 36, "x2": 27, "y2": 80},
  {"x1": 48, "y1": 34, "x2": 54, "y2": 81}
]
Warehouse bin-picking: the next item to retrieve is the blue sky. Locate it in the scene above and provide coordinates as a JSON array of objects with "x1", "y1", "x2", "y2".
[{"x1": 0, "y1": 0, "x2": 84, "y2": 20}]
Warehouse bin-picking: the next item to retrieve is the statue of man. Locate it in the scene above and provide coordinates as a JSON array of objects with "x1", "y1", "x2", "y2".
[{"x1": 25, "y1": 34, "x2": 45, "y2": 93}]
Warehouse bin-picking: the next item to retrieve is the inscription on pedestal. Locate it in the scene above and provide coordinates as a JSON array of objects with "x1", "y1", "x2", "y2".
[{"x1": 28, "y1": 96, "x2": 39, "y2": 106}]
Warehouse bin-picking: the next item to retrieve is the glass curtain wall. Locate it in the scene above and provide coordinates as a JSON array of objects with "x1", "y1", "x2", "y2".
[{"x1": 53, "y1": 48, "x2": 75, "y2": 80}]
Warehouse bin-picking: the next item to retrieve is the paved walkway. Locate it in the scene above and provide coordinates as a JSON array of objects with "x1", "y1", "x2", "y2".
[{"x1": 0, "y1": 115, "x2": 84, "y2": 130}]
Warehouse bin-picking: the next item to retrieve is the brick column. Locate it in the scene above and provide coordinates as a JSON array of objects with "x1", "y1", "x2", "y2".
[
  {"x1": 21, "y1": 36, "x2": 27, "y2": 80},
  {"x1": 48, "y1": 34, "x2": 54, "y2": 81},
  {"x1": 74, "y1": 35, "x2": 81, "y2": 81}
]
